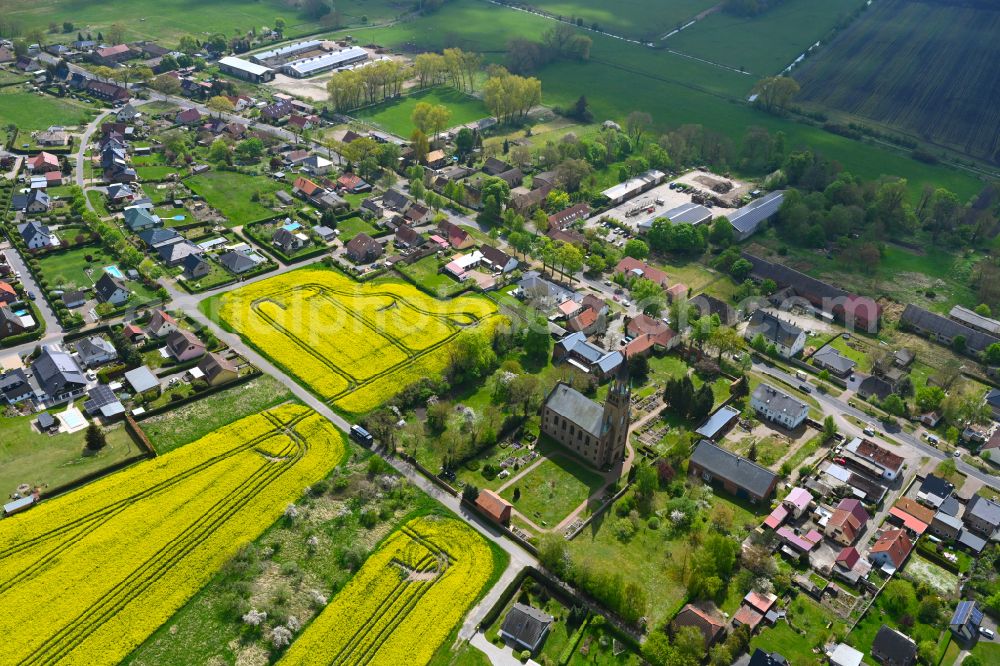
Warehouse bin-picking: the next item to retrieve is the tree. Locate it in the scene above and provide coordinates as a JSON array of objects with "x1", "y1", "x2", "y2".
[
  {"x1": 709, "y1": 217, "x2": 734, "y2": 247},
  {"x1": 107, "y1": 23, "x2": 125, "y2": 45},
  {"x1": 461, "y1": 484, "x2": 480, "y2": 503},
  {"x1": 984, "y1": 342, "x2": 1000, "y2": 366},
  {"x1": 483, "y1": 71, "x2": 542, "y2": 124},
  {"x1": 882, "y1": 580, "x2": 917, "y2": 616},
  {"x1": 554, "y1": 158, "x2": 591, "y2": 193},
  {"x1": 273, "y1": 17, "x2": 286, "y2": 36},
  {"x1": 454, "y1": 127, "x2": 475, "y2": 157},
  {"x1": 206, "y1": 95, "x2": 235, "y2": 116},
  {"x1": 478, "y1": 177, "x2": 510, "y2": 227},
  {"x1": 451, "y1": 329, "x2": 498, "y2": 380},
  {"x1": 750, "y1": 76, "x2": 800, "y2": 113},
  {"x1": 625, "y1": 111, "x2": 652, "y2": 145},
  {"x1": 630, "y1": 277, "x2": 664, "y2": 316},
  {"x1": 235, "y1": 137, "x2": 265, "y2": 162},
  {"x1": 823, "y1": 415, "x2": 838, "y2": 441},
  {"x1": 523, "y1": 318, "x2": 552, "y2": 364},
  {"x1": 411, "y1": 102, "x2": 451, "y2": 140},
  {"x1": 85, "y1": 424, "x2": 107, "y2": 451},
  {"x1": 410, "y1": 129, "x2": 430, "y2": 165},
  {"x1": 567, "y1": 95, "x2": 593, "y2": 122},
  {"x1": 150, "y1": 73, "x2": 181, "y2": 97},
  {"x1": 208, "y1": 138, "x2": 230, "y2": 164},
  {"x1": 623, "y1": 238, "x2": 649, "y2": 259},
  {"x1": 915, "y1": 386, "x2": 945, "y2": 413}
]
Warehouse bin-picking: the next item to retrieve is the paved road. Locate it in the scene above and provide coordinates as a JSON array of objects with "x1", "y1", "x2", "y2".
[
  {"x1": 751, "y1": 359, "x2": 1000, "y2": 487},
  {"x1": 73, "y1": 109, "x2": 114, "y2": 192},
  {"x1": 1, "y1": 242, "x2": 63, "y2": 357}
]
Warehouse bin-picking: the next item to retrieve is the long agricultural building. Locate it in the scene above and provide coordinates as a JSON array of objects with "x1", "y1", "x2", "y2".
[
  {"x1": 282, "y1": 47, "x2": 369, "y2": 78},
  {"x1": 217, "y1": 56, "x2": 274, "y2": 83},
  {"x1": 251, "y1": 39, "x2": 325, "y2": 66}
]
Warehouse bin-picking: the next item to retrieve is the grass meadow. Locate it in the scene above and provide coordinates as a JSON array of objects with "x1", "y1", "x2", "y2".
[
  {"x1": 528, "y1": 0, "x2": 716, "y2": 41},
  {"x1": 184, "y1": 170, "x2": 284, "y2": 226},
  {"x1": 794, "y1": 0, "x2": 1000, "y2": 164},
  {"x1": 352, "y1": 87, "x2": 489, "y2": 137},
  {"x1": 0, "y1": 89, "x2": 96, "y2": 132}
]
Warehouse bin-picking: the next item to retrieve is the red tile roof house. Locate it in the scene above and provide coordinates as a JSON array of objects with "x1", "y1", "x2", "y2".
[
  {"x1": 293, "y1": 176, "x2": 322, "y2": 199},
  {"x1": 614, "y1": 257, "x2": 669, "y2": 287},
  {"x1": 732, "y1": 605, "x2": 764, "y2": 632},
  {"x1": 438, "y1": 221, "x2": 475, "y2": 250},
  {"x1": 94, "y1": 44, "x2": 133, "y2": 64},
  {"x1": 743, "y1": 591, "x2": 777, "y2": 616},
  {"x1": 672, "y1": 604, "x2": 726, "y2": 648},
  {"x1": 175, "y1": 108, "x2": 202, "y2": 125},
  {"x1": 44, "y1": 171, "x2": 64, "y2": 186},
  {"x1": 567, "y1": 307, "x2": 599, "y2": 335},
  {"x1": 0, "y1": 280, "x2": 17, "y2": 305},
  {"x1": 626, "y1": 314, "x2": 677, "y2": 349},
  {"x1": 336, "y1": 172, "x2": 371, "y2": 194},
  {"x1": 474, "y1": 489, "x2": 512, "y2": 526},
  {"x1": 28, "y1": 152, "x2": 60, "y2": 173},
  {"x1": 824, "y1": 498, "x2": 870, "y2": 546},
  {"x1": 835, "y1": 546, "x2": 861, "y2": 570},
  {"x1": 666, "y1": 282, "x2": 688, "y2": 303},
  {"x1": 889, "y1": 497, "x2": 935, "y2": 536},
  {"x1": 868, "y1": 528, "x2": 913, "y2": 572}
]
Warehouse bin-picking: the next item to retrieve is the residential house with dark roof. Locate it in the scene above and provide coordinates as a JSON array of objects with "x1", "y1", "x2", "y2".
[
  {"x1": 812, "y1": 346, "x2": 857, "y2": 377},
  {"x1": 31, "y1": 345, "x2": 86, "y2": 404},
  {"x1": 175, "y1": 107, "x2": 202, "y2": 125},
  {"x1": 147, "y1": 309, "x2": 178, "y2": 338},
  {"x1": 0, "y1": 306, "x2": 33, "y2": 338},
  {"x1": 690, "y1": 293, "x2": 737, "y2": 326},
  {"x1": 0, "y1": 369, "x2": 33, "y2": 405},
  {"x1": 963, "y1": 495, "x2": 1000, "y2": 539},
  {"x1": 438, "y1": 221, "x2": 475, "y2": 249},
  {"x1": 83, "y1": 384, "x2": 125, "y2": 419},
  {"x1": 474, "y1": 489, "x2": 512, "y2": 526},
  {"x1": 24, "y1": 189, "x2": 52, "y2": 215},
  {"x1": 901, "y1": 304, "x2": 998, "y2": 355},
  {"x1": 165, "y1": 328, "x2": 206, "y2": 362},
  {"x1": 500, "y1": 603, "x2": 553, "y2": 653},
  {"x1": 75, "y1": 335, "x2": 117, "y2": 368},
  {"x1": 272, "y1": 228, "x2": 309, "y2": 255},
  {"x1": 871, "y1": 625, "x2": 917, "y2": 666},
  {"x1": 868, "y1": 529, "x2": 913, "y2": 571},
  {"x1": 198, "y1": 352, "x2": 239, "y2": 386},
  {"x1": 394, "y1": 225, "x2": 425, "y2": 249},
  {"x1": 181, "y1": 254, "x2": 211, "y2": 280},
  {"x1": 345, "y1": 233, "x2": 382, "y2": 264},
  {"x1": 672, "y1": 604, "x2": 726, "y2": 648},
  {"x1": 857, "y1": 375, "x2": 894, "y2": 402},
  {"x1": 219, "y1": 251, "x2": 262, "y2": 275},
  {"x1": 138, "y1": 227, "x2": 182, "y2": 250},
  {"x1": 480, "y1": 245, "x2": 518, "y2": 273},
  {"x1": 19, "y1": 221, "x2": 57, "y2": 250},
  {"x1": 553, "y1": 331, "x2": 624, "y2": 379},
  {"x1": 482, "y1": 157, "x2": 512, "y2": 175},
  {"x1": 689, "y1": 439, "x2": 779, "y2": 502},
  {"x1": 745, "y1": 310, "x2": 805, "y2": 358},
  {"x1": 985, "y1": 388, "x2": 1000, "y2": 420},
  {"x1": 158, "y1": 240, "x2": 203, "y2": 267},
  {"x1": 94, "y1": 273, "x2": 130, "y2": 306},
  {"x1": 751, "y1": 384, "x2": 809, "y2": 429},
  {"x1": 949, "y1": 601, "x2": 984, "y2": 642},
  {"x1": 541, "y1": 378, "x2": 630, "y2": 469},
  {"x1": 748, "y1": 649, "x2": 787, "y2": 666},
  {"x1": 548, "y1": 203, "x2": 591, "y2": 229},
  {"x1": 825, "y1": 498, "x2": 870, "y2": 545}
]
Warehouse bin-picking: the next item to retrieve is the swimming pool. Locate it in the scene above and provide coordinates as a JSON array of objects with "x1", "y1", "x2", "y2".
[
  {"x1": 172, "y1": 215, "x2": 186, "y2": 221},
  {"x1": 282, "y1": 222, "x2": 301, "y2": 232},
  {"x1": 104, "y1": 265, "x2": 125, "y2": 279},
  {"x1": 59, "y1": 408, "x2": 86, "y2": 430},
  {"x1": 13, "y1": 310, "x2": 28, "y2": 317}
]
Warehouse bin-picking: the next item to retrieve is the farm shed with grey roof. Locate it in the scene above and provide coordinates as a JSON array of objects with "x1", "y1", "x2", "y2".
[
  {"x1": 728, "y1": 191, "x2": 784, "y2": 240},
  {"x1": 901, "y1": 304, "x2": 998, "y2": 354},
  {"x1": 812, "y1": 346, "x2": 857, "y2": 376},
  {"x1": 689, "y1": 440, "x2": 778, "y2": 501},
  {"x1": 663, "y1": 202, "x2": 713, "y2": 226}
]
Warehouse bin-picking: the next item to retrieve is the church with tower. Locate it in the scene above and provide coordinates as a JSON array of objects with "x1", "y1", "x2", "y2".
[{"x1": 539, "y1": 373, "x2": 631, "y2": 469}]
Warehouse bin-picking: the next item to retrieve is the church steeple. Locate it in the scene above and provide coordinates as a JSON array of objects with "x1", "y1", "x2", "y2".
[{"x1": 601, "y1": 367, "x2": 631, "y2": 466}]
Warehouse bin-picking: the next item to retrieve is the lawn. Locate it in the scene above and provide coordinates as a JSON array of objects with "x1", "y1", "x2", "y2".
[
  {"x1": 971, "y1": 642, "x2": 1000, "y2": 662},
  {"x1": 184, "y1": 171, "x2": 284, "y2": 226},
  {"x1": 751, "y1": 595, "x2": 846, "y2": 665},
  {"x1": 0, "y1": 412, "x2": 137, "y2": 495},
  {"x1": 86, "y1": 190, "x2": 110, "y2": 218},
  {"x1": 332, "y1": 214, "x2": 377, "y2": 242},
  {"x1": 37, "y1": 244, "x2": 113, "y2": 290},
  {"x1": 135, "y1": 165, "x2": 179, "y2": 181},
  {"x1": 847, "y1": 581, "x2": 945, "y2": 665},
  {"x1": 501, "y1": 451, "x2": 605, "y2": 528},
  {"x1": 137, "y1": 375, "x2": 294, "y2": 454},
  {"x1": 0, "y1": 0, "x2": 407, "y2": 46},
  {"x1": 352, "y1": 87, "x2": 489, "y2": 137},
  {"x1": 397, "y1": 255, "x2": 467, "y2": 298},
  {"x1": 0, "y1": 89, "x2": 95, "y2": 132}
]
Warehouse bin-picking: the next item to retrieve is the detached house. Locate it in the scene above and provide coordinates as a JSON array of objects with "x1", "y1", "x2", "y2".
[
  {"x1": 872, "y1": 625, "x2": 917, "y2": 666},
  {"x1": 272, "y1": 228, "x2": 309, "y2": 254},
  {"x1": 480, "y1": 245, "x2": 518, "y2": 273},
  {"x1": 198, "y1": 352, "x2": 239, "y2": 386},
  {"x1": 745, "y1": 310, "x2": 805, "y2": 358},
  {"x1": 345, "y1": 233, "x2": 382, "y2": 264},
  {"x1": 868, "y1": 529, "x2": 913, "y2": 571},
  {"x1": 165, "y1": 329, "x2": 206, "y2": 362},
  {"x1": 19, "y1": 221, "x2": 58, "y2": 250},
  {"x1": 0, "y1": 306, "x2": 34, "y2": 338},
  {"x1": 94, "y1": 273, "x2": 130, "y2": 306},
  {"x1": 28, "y1": 151, "x2": 60, "y2": 173},
  {"x1": 147, "y1": 309, "x2": 178, "y2": 337},
  {"x1": 751, "y1": 384, "x2": 808, "y2": 429},
  {"x1": 31, "y1": 346, "x2": 87, "y2": 404},
  {"x1": 689, "y1": 439, "x2": 779, "y2": 502},
  {"x1": 672, "y1": 604, "x2": 726, "y2": 648},
  {"x1": 75, "y1": 335, "x2": 118, "y2": 368},
  {"x1": 438, "y1": 221, "x2": 474, "y2": 249},
  {"x1": 825, "y1": 498, "x2": 870, "y2": 546}
]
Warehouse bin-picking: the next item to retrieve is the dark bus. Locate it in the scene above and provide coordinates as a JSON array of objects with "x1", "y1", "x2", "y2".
[{"x1": 350, "y1": 424, "x2": 373, "y2": 446}]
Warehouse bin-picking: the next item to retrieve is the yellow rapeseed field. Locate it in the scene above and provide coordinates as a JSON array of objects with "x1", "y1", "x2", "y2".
[
  {"x1": 0, "y1": 405, "x2": 345, "y2": 666},
  {"x1": 279, "y1": 515, "x2": 495, "y2": 666},
  {"x1": 216, "y1": 268, "x2": 500, "y2": 415}
]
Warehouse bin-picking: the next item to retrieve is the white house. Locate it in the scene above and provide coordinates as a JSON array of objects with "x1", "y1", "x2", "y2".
[
  {"x1": 745, "y1": 309, "x2": 806, "y2": 358},
  {"x1": 751, "y1": 383, "x2": 809, "y2": 429}
]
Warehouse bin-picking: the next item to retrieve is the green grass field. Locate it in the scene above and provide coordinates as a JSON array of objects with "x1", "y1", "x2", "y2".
[
  {"x1": 794, "y1": 0, "x2": 1000, "y2": 164},
  {"x1": 334, "y1": 214, "x2": 378, "y2": 241},
  {"x1": 528, "y1": 0, "x2": 716, "y2": 41},
  {"x1": 501, "y1": 450, "x2": 604, "y2": 528},
  {"x1": 352, "y1": 87, "x2": 489, "y2": 137},
  {"x1": 0, "y1": 90, "x2": 96, "y2": 132},
  {"x1": 397, "y1": 255, "x2": 467, "y2": 298},
  {"x1": 184, "y1": 171, "x2": 284, "y2": 226},
  {"x1": 138, "y1": 376, "x2": 294, "y2": 455},
  {"x1": 667, "y1": 0, "x2": 866, "y2": 75},
  {"x1": 0, "y1": 0, "x2": 407, "y2": 46},
  {"x1": 0, "y1": 413, "x2": 137, "y2": 495},
  {"x1": 36, "y1": 245, "x2": 112, "y2": 289},
  {"x1": 751, "y1": 595, "x2": 846, "y2": 665}
]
